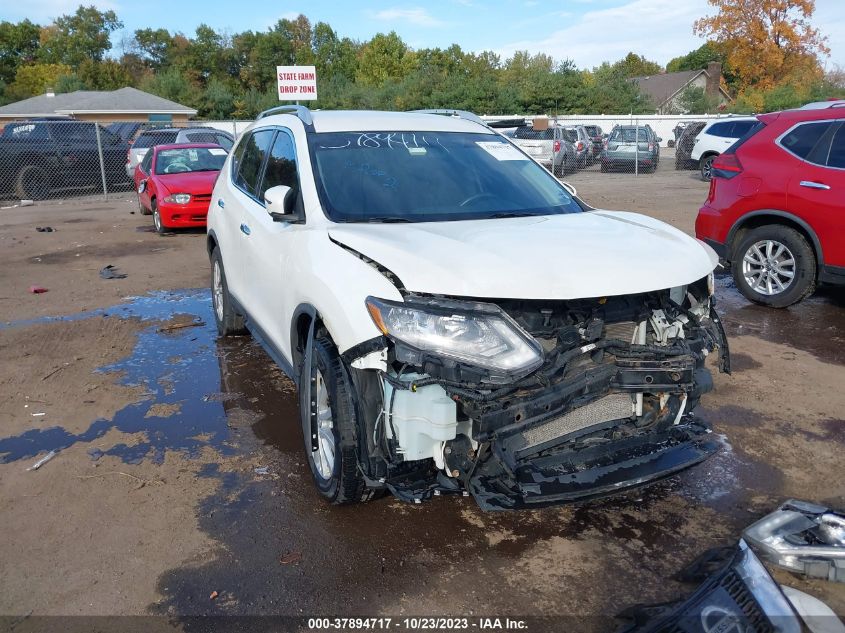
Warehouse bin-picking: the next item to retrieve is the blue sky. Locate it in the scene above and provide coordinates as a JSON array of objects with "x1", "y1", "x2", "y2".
[{"x1": 4, "y1": 0, "x2": 844, "y2": 71}]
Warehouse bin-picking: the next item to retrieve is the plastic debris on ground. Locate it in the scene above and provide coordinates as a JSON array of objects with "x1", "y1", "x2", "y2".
[
  {"x1": 743, "y1": 499, "x2": 845, "y2": 583},
  {"x1": 29, "y1": 286, "x2": 48, "y2": 294},
  {"x1": 27, "y1": 450, "x2": 57, "y2": 471},
  {"x1": 36, "y1": 226, "x2": 54, "y2": 232},
  {"x1": 254, "y1": 466, "x2": 270, "y2": 475},
  {"x1": 99, "y1": 265, "x2": 128, "y2": 280}
]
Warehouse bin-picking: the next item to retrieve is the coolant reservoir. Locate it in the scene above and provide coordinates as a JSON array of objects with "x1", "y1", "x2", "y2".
[{"x1": 384, "y1": 376, "x2": 457, "y2": 461}]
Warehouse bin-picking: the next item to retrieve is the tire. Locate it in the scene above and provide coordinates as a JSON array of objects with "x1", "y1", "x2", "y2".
[
  {"x1": 137, "y1": 195, "x2": 151, "y2": 216},
  {"x1": 16, "y1": 165, "x2": 50, "y2": 200},
  {"x1": 300, "y1": 333, "x2": 371, "y2": 505},
  {"x1": 731, "y1": 225, "x2": 816, "y2": 308},
  {"x1": 210, "y1": 246, "x2": 246, "y2": 336},
  {"x1": 600, "y1": 161, "x2": 608, "y2": 173},
  {"x1": 700, "y1": 155, "x2": 716, "y2": 181},
  {"x1": 152, "y1": 198, "x2": 167, "y2": 234},
  {"x1": 553, "y1": 161, "x2": 562, "y2": 177}
]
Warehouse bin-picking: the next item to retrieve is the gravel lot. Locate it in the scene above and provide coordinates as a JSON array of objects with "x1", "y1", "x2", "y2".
[{"x1": 1, "y1": 167, "x2": 843, "y2": 629}]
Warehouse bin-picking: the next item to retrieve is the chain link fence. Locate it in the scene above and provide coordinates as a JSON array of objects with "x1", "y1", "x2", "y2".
[
  {"x1": 0, "y1": 119, "x2": 251, "y2": 204},
  {"x1": 498, "y1": 115, "x2": 724, "y2": 182},
  {"x1": 0, "y1": 114, "x2": 729, "y2": 205}
]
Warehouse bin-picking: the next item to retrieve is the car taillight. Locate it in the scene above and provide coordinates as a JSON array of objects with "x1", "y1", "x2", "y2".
[
  {"x1": 712, "y1": 153, "x2": 743, "y2": 179},
  {"x1": 553, "y1": 140, "x2": 561, "y2": 153},
  {"x1": 603, "y1": 138, "x2": 608, "y2": 147},
  {"x1": 648, "y1": 143, "x2": 654, "y2": 151},
  {"x1": 126, "y1": 149, "x2": 131, "y2": 164},
  {"x1": 706, "y1": 179, "x2": 716, "y2": 203},
  {"x1": 577, "y1": 141, "x2": 584, "y2": 151}
]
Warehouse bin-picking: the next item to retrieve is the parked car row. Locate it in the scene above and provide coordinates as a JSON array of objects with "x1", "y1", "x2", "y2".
[
  {"x1": 505, "y1": 120, "x2": 663, "y2": 175},
  {"x1": 0, "y1": 116, "x2": 234, "y2": 201}
]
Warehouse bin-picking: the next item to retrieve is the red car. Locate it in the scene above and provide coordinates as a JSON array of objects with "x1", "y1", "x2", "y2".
[
  {"x1": 696, "y1": 100, "x2": 845, "y2": 307},
  {"x1": 134, "y1": 143, "x2": 228, "y2": 234}
]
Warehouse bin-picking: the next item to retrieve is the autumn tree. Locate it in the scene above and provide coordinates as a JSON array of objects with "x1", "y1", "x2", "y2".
[
  {"x1": 38, "y1": 5, "x2": 123, "y2": 67},
  {"x1": 694, "y1": 0, "x2": 829, "y2": 91}
]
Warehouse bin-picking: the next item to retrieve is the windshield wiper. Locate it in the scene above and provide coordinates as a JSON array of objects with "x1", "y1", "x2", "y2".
[
  {"x1": 365, "y1": 217, "x2": 412, "y2": 223},
  {"x1": 488, "y1": 212, "x2": 537, "y2": 219}
]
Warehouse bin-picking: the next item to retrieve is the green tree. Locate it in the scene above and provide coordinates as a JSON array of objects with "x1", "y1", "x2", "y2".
[
  {"x1": 133, "y1": 28, "x2": 174, "y2": 69},
  {"x1": 676, "y1": 85, "x2": 721, "y2": 113},
  {"x1": 614, "y1": 52, "x2": 662, "y2": 77},
  {"x1": 77, "y1": 59, "x2": 133, "y2": 90},
  {"x1": 6, "y1": 62, "x2": 72, "y2": 100},
  {"x1": 198, "y1": 78, "x2": 235, "y2": 118},
  {"x1": 38, "y1": 5, "x2": 123, "y2": 67},
  {"x1": 139, "y1": 67, "x2": 199, "y2": 107},
  {"x1": 0, "y1": 19, "x2": 41, "y2": 85},
  {"x1": 356, "y1": 32, "x2": 417, "y2": 86}
]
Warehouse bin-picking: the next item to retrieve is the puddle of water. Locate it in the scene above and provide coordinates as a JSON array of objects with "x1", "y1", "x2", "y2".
[
  {"x1": 0, "y1": 289, "x2": 239, "y2": 465},
  {"x1": 715, "y1": 275, "x2": 845, "y2": 366}
]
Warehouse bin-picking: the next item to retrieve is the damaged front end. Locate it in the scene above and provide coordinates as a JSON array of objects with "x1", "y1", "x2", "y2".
[{"x1": 347, "y1": 275, "x2": 730, "y2": 510}]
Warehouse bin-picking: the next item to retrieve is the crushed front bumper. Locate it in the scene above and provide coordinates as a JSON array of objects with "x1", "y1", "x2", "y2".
[{"x1": 469, "y1": 420, "x2": 718, "y2": 511}]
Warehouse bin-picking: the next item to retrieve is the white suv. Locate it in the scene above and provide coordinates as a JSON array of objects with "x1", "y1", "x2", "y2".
[
  {"x1": 207, "y1": 107, "x2": 730, "y2": 510},
  {"x1": 691, "y1": 116, "x2": 759, "y2": 181}
]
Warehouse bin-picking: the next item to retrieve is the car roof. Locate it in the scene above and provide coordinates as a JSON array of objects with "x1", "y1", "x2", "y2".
[{"x1": 261, "y1": 110, "x2": 494, "y2": 134}]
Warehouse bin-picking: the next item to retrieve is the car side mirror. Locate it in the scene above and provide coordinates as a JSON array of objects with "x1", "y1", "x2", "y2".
[{"x1": 264, "y1": 185, "x2": 297, "y2": 221}]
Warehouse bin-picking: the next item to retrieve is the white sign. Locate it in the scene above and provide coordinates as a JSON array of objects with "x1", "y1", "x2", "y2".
[{"x1": 277, "y1": 65, "x2": 318, "y2": 101}]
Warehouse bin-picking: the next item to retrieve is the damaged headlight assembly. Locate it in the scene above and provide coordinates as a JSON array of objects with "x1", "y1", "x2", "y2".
[{"x1": 365, "y1": 296, "x2": 543, "y2": 384}]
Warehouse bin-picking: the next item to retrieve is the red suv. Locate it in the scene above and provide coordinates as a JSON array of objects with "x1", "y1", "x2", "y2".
[{"x1": 696, "y1": 100, "x2": 845, "y2": 307}]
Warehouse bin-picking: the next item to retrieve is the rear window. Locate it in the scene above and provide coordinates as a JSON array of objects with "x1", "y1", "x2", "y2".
[
  {"x1": 133, "y1": 131, "x2": 178, "y2": 149},
  {"x1": 513, "y1": 126, "x2": 555, "y2": 141},
  {"x1": 2, "y1": 123, "x2": 49, "y2": 140},
  {"x1": 563, "y1": 129, "x2": 578, "y2": 142},
  {"x1": 724, "y1": 120, "x2": 765, "y2": 155},
  {"x1": 610, "y1": 128, "x2": 648, "y2": 142}
]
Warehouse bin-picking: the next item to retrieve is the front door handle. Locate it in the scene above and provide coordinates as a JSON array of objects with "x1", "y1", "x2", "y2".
[
  {"x1": 800, "y1": 180, "x2": 830, "y2": 190},
  {"x1": 240, "y1": 223, "x2": 251, "y2": 235},
  {"x1": 217, "y1": 198, "x2": 225, "y2": 208}
]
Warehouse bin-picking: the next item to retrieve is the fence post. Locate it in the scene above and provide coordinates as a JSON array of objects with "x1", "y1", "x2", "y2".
[
  {"x1": 93, "y1": 122, "x2": 108, "y2": 200},
  {"x1": 634, "y1": 119, "x2": 639, "y2": 177}
]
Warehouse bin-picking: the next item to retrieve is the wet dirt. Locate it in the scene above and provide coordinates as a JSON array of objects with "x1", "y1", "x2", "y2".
[{"x1": 1, "y1": 196, "x2": 844, "y2": 623}]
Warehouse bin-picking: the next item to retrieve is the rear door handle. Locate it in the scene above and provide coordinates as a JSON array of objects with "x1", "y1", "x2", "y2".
[
  {"x1": 240, "y1": 223, "x2": 251, "y2": 235},
  {"x1": 799, "y1": 180, "x2": 830, "y2": 190}
]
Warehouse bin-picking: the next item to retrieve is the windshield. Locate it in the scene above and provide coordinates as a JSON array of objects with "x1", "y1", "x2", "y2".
[
  {"x1": 309, "y1": 131, "x2": 582, "y2": 223},
  {"x1": 309, "y1": 132, "x2": 582, "y2": 222},
  {"x1": 154, "y1": 147, "x2": 228, "y2": 175}
]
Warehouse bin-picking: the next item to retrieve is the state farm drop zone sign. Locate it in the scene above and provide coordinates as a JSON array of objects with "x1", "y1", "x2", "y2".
[{"x1": 277, "y1": 65, "x2": 318, "y2": 100}]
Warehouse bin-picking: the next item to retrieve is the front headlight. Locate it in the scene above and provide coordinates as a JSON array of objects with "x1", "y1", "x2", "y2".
[
  {"x1": 164, "y1": 193, "x2": 191, "y2": 204},
  {"x1": 366, "y1": 296, "x2": 543, "y2": 383}
]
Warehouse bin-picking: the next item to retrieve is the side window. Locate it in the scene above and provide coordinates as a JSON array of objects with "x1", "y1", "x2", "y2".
[
  {"x1": 780, "y1": 122, "x2": 833, "y2": 161},
  {"x1": 826, "y1": 124, "x2": 845, "y2": 169},
  {"x1": 259, "y1": 130, "x2": 300, "y2": 200},
  {"x1": 731, "y1": 121, "x2": 755, "y2": 137},
  {"x1": 707, "y1": 122, "x2": 728, "y2": 138},
  {"x1": 215, "y1": 134, "x2": 234, "y2": 150},
  {"x1": 140, "y1": 150, "x2": 153, "y2": 173},
  {"x1": 233, "y1": 130, "x2": 274, "y2": 197}
]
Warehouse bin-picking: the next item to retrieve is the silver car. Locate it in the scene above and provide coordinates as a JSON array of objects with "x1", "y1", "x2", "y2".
[
  {"x1": 125, "y1": 127, "x2": 235, "y2": 179},
  {"x1": 562, "y1": 126, "x2": 593, "y2": 168},
  {"x1": 511, "y1": 124, "x2": 577, "y2": 176}
]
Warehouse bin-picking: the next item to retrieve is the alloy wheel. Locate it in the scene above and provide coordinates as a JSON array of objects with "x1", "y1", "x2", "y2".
[
  {"x1": 212, "y1": 261, "x2": 224, "y2": 323},
  {"x1": 741, "y1": 240, "x2": 796, "y2": 296},
  {"x1": 312, "y1": 370, "x2": 336, "y2": 480}
]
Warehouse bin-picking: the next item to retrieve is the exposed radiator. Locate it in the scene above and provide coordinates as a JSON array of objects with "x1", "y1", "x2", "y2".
[
  {"x1": 517, "y1": 393, "x2": 635, "y2": 450},
  {"x1": 604, "y1": 320, "x2": 637, "y2": 343}
]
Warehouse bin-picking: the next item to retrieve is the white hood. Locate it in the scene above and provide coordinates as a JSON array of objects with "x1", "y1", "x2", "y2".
[{"x1": 329, "y1": 210, "x2": 718, "y2": 300}]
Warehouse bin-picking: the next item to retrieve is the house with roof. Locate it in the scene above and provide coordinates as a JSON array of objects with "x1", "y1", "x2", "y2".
[
  {"x1": 0, "y1": 87, "x2": 197, "y2": 123},
  {"x1": 632, "y1": 62, "x2": 732, "y2": 114}
]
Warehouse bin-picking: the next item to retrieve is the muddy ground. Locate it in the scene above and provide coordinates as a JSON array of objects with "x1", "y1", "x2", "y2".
[{"x1": 1, "y1": 168, "x2": 843, "y2": 630}]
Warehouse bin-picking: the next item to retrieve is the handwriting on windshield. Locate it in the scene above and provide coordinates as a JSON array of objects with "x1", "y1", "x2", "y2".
[{"x1": 319, "y1": 133, "x2": 448, "y2": 152}]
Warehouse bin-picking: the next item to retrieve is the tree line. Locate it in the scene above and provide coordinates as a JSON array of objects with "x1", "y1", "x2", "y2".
[{"x1": 0, "y1": 2, "x2": 840, "y2": 119}]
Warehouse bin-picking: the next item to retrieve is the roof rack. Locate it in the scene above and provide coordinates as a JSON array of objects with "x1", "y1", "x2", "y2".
[
  {"x1": 410, "y1": 109, "x2": 488, "y2": 127},
  {"x1": 257, "y1": 105, "x2": 314, "y2": 125},
  {"x1": 798, "y1": 100, "x2": 845, "y2": 110}
]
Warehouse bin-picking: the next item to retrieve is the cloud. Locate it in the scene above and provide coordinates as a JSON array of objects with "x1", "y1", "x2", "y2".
[
  {"x1": 371, "y1": 7, "x2": 445, "y2": 28},
  {"x1": 498, "y1": 0, "x2": 710, "y2": 68}
]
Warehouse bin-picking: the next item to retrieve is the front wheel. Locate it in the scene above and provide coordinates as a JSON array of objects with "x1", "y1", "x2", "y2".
[
  {"x1": 731, "y1": 225, "x2": 816, "y2": 308},
  {"x1": 137, "y1": 195, "x2": 151, "y2": 216},
  {"x1": 210, "y1": 247, "x2": 246, "y2": 335},
  {"x1": 300, "y1": 333, "x2": 372, "y2": 505},
  {"x1": 16, "y1": 165, "x2": 50, "y2": 200},
  {"x1": 152, "y1": 198, "x2": 168, "y2": 234}
]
